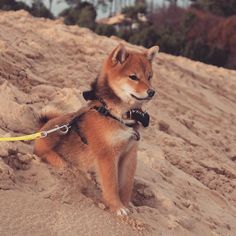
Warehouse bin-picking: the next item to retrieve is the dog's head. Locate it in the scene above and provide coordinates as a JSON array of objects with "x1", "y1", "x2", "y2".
[{"x1": 102, "y1": 43, "x2": 159, "y2": 106}]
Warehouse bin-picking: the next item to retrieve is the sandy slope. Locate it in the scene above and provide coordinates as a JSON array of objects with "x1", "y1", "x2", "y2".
[{"x1": 0, "y1": 10, "x2": 236, "y2": 236}]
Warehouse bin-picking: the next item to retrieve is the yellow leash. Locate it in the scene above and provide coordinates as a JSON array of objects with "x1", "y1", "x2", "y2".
[
  {"x1": 0, "y1": 124, "x2": 70, "y2": 142},
  {"x1": 0, "y1": 132, "x2": 42, "y2": 142}
]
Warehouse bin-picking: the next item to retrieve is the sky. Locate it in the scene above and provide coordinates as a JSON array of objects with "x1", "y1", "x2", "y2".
[{"x1": 19, "y1": 0, "x2": 190, "y2": 18}]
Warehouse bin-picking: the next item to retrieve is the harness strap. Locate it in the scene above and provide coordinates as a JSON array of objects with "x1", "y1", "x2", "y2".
[
  {"x1": 93, "y1": 106, "x2": 134, "y2": 128},
  {"x1": 67, "y1": 104, "x2": 135, "y2": 145},
  {"x1": 69, "y1": 113, "x2": 88, "y2": 145},
  {"x1": 66, "y1": 93, "x2": 149, "y2": 145},
  {"x1": 83, "y1": 90, "x2": 149, "y2": 128}
]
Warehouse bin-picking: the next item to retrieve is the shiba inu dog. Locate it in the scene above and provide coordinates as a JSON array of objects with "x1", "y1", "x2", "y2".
[{"x1": 34, "y1": 43, "x2": 159, "y2": 216}]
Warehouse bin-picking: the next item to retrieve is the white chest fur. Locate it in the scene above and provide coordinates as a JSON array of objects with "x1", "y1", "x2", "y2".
[{"x1": 106, "y1": 126, "x2": 137, "y2": 152}]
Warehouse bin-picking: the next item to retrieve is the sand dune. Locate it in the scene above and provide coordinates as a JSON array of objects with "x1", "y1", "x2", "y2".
[{"x1": 0, "y1": 10, "x2": 236, "y2": 236}]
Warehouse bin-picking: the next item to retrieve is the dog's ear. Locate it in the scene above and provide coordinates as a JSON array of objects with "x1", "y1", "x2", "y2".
[
  {"x1": 146, "y1": 46, "x2": 159, "y2": 62},
  {"x1": 111, "y1": 43, "x2": 128, "y2": 64}
]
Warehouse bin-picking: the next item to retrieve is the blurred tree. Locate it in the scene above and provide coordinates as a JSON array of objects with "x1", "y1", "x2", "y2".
[
  {"x1": 97, "y1": 0, "x2": 113, "y2": 16},
  {"x1": 122, "y1": 2, "x2": 147, "y2": 20},
  {"x1": 65, "y1": 0, "x2": 81, "y2": 5},
  {"x1": 190, "y1": 0, "x2": 236, "y2": 17},
  {"x1": 31, "y1": 0, "x2": 54, "y2": 19},
  {"x1": 116, "y1": 28, "x2": 131, "y2": 41},
  {"x1": 166, "y1": 0, "x2": 177, "y2": 6},
  {"x1": 95, "y1": 23, "x2": 117, "y2": 36},
  {"x1": 77, "y1": 2, "x2": 97, "y2": 29},
  {"x1": 0, "y1": 0, "x2": 30, "y2": 11},
  {"x1": 129, "y1": 25, "x2": 160, "y2": 48},
  {"x1": 49, "y1": 0, "x2": 53, "y2": 11},
  {"x1": 108, "y1": 0, "x2": 113, "y2": 16},
  {"x1": 0, "y1": 0, "x2": 53, "y2": 19},
  {"x1": 60, "y1": 2, "x2": 96, "y2": 29},
  {"x1": 182, "y1": 38, "x2": 228, "y2": 66},
  {"x1": 149, "y1": 0, "x2": 154, "y2": 13}
]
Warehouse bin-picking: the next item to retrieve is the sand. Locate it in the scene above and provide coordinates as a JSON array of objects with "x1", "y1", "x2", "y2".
[{"x1": 0, "y1": 10, "x2": 236, "y2": 236}]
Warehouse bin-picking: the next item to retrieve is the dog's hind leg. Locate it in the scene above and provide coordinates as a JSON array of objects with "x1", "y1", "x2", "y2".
[
  {"x1": 41, "y1": 150, "x2": 66, "y2": 168},
  {"x1": 34, "y1": 138, "x2": 66, "y2": 168}
]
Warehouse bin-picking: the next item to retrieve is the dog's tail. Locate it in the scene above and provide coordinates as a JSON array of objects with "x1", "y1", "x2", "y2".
[{"x1": 39, "y1": 108, "x2": 62, "y2": 124}]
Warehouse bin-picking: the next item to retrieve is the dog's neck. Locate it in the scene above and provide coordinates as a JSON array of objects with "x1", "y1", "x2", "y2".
[
  {"x1": 83, "y1": 75, "x2": 150, "y2": 128},
  {"x1": 91, "y1": 74, "x2": 136, "y2": 119}
]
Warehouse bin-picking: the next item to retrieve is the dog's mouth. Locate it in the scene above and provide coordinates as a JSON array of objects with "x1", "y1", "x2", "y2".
[{"x1": 131, "y1": 94, "x2": 150, "y2": 101}]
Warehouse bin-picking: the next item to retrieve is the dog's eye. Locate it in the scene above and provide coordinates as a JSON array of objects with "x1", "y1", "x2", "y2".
[
  {"x1": 129, "y1": 75, "x2": 138, "y2": 81},
  {"x1": 148, "y1": 75, "x2": 152, "y2": 81}
]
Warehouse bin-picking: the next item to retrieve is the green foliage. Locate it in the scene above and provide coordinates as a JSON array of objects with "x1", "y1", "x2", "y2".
[
  {"x1": 190, "y1": 0, "x2": 236, "y2": 17},
  {"x1": 95, "y1": 24, "x2": 117, "y2": 36},
  {"x1": 183, "y1": 11, "x2": 196, "y2": 29},
  {"x1": 182, "y1": 38, "x2": 228, "y2": 66},
  {"x1": 128, "y1": 26, "x2": 159, "y2": 48},
  {"x1": 0, "y1": 0, "x2": 53, "y2": 19},
  {"x1": 30, "y1": 2, "x2": 54, "y2": 19},
  {"x1": 157, "y1": 28, "x2": 185, "y2": 55},
  {"x1": 122, "y1": 4, "x2": 146, "y2": 20},
  {"x1": 65, "y1": 0, "x2": 81, "y2": 5},
  {"x1": 112, "y1": 4, "x2": 229, "y2": 68},
  {"x1": 77, "y1": 3, "x2": 97, "y2": 29},
  {"x1": 60, "y1": 2, "x2": 96, "y2": 30},
  {"x1": 116, "y1": 28, "x2": 132, "y2": 42},
  {"x1": 0, "y1": 0, "x2": 30, "y2": 11}
]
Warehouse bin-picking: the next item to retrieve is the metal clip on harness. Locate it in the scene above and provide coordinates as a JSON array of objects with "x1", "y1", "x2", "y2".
[{"x1": 41, "y1": 124, "x2": 71, "y2": 138}]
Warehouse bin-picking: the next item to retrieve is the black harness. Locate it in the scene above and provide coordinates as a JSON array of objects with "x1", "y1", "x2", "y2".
[
  {"x1": 92, "y1": 106, "x2": 134, "y2": 128},
  {"x1": 83, "y1": 90, "x2": 150, "y2": 128},
  {"x1": 68, "y1": 114, "x2": 88, "y2": 144},
  {"x1": 69, "y1": 90, "x2": 150, "y2": 144}
]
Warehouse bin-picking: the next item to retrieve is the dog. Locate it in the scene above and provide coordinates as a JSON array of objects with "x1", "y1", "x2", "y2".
[{"x1": 34, "y1": 43, "x2": 159, "y2": 216}]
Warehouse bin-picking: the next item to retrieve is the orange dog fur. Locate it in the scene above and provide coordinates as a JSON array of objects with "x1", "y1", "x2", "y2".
[{"x1": 34, "y1": 44, "x2": 159, "y2": 216}]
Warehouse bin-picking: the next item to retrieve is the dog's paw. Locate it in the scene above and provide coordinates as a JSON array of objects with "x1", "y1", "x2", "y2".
[{"x1": 116, "y1": 207, "x2": 130, "y2": 216}]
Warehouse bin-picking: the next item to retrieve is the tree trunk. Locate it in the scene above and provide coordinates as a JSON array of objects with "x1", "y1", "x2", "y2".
[{"x1": 49, "y1": 0, "x2": 53, "y2": 11}]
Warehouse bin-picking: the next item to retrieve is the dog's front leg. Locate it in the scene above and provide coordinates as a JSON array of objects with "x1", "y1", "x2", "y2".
[
  {"x1": 119, "y1": 145, "x2": 137, "y2": 207},
  {"x1": 96, "y1": 154, "x2": 129, "y2": 216}
]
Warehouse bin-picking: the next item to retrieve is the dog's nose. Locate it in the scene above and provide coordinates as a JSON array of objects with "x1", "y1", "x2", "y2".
[{"x1": 147, "y1": 89, "x2": 155, "y2": 97}]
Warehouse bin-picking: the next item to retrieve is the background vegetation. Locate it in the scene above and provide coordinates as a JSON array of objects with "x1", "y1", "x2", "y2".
[{"x1": 0, "y1": 0, "x2": 235, "y2": 69}]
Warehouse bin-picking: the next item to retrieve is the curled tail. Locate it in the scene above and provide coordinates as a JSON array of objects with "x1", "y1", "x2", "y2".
[{"x1": 39, "y1": 108, "x2": 62, "y2": 124}]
